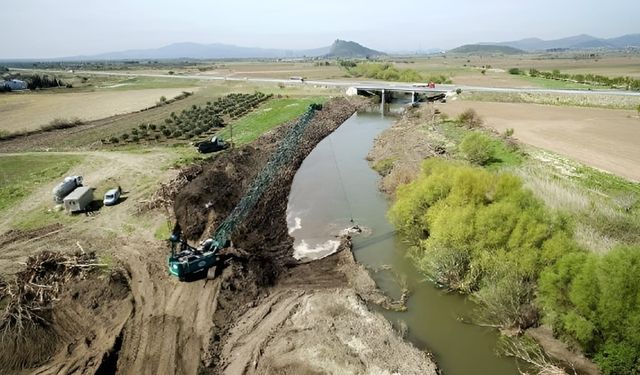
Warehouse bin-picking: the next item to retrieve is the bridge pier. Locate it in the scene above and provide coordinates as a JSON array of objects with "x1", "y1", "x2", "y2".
[
  {"x1": 411, "y1": 91, "x2": 415, "y2": 104},
  {"x1": 380, "y1": 89, "x2": 385, "y2": 114}
]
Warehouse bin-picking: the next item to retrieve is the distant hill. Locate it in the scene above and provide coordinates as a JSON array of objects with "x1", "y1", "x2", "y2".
[
  {"x1": 448, "y1": 44, "x2": 525, "y2": 55},
  {"x1": 58, "y1": 39, "x2": 385, "y2": 61},
  {"x1": 607, "y1": 34, "x2": 640, "y2": 48},
  {"x1": 477, "y1": 33, "x2": 640, "y2": 51},
  {"x1": 325, "y1": 39, "x2": 385, "y2": 58},
  {"x1": 63, "y1": 42, "x2": 332, "y2": 61}
]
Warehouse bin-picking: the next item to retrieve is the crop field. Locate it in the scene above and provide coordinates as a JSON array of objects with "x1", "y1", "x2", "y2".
[
  {"x1": 0, "y1": 87, "x2": 195, "y2": 132},
  {"x1": 441, "y1": 100, "x2": 640, "y2": 181}
]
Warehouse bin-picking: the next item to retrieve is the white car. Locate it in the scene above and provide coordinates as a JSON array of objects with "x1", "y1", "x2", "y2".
[{"x1": 103, "y1": 187, "x2": 121, "y2": 206}]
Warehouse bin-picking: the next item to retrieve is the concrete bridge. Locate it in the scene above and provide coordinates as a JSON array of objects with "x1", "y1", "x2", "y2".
[{"x1": 349, "y1": 84, "x2": 455, "y2": 112}]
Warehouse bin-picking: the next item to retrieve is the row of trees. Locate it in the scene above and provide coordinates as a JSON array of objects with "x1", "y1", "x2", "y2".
[
  {"x1": 510, "y1": 68, "x2": 640, "y2": 91},
  {"x1": 107, "y1": 92, "x2": 271, "y2": 144},
  {"x1": 25, "y1": 74, "x2": 70, "y2": 90},
  {"x1": 341, "y1": 62, "x2": 451, "y2": 84}
]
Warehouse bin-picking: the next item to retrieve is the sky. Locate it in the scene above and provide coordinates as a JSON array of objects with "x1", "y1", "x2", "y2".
[{"x1": 2, "y1": 0, "x2": 639, "y2": 58}]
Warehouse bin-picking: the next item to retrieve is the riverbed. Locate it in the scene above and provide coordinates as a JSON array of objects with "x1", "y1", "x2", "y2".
[{"x1": 287, "y1": 111, "x2": 519, "y2": 374}]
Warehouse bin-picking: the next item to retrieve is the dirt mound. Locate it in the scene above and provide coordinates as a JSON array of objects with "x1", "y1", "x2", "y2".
[
  {"x1": 0, "y1": 250, "x2": 132, "y2": 373},
  {"x1": 216, "y1": 243, "x2": 437, "y2": 374}
]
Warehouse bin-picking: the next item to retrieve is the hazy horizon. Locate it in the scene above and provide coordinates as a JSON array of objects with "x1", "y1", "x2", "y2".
[{"x1": 3, "y1": 0, "x2": 640, "y2": 59}]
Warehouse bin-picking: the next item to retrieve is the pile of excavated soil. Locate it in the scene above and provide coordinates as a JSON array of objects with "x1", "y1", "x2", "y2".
[{"x1": 0, "y1": 267, "x2": 132, "y2": 374}]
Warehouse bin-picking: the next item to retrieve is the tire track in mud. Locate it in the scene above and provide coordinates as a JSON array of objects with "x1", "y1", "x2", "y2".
[{"x1": 115, "y1": 243, "x2": 220, "y2": 375}]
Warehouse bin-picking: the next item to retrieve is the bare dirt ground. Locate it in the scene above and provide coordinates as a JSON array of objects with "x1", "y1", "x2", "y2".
[
  {"x1": 1, "y1": 97, "x2": 437, "y2": 374},
  {"x1": 441, "y1": 100, "x2": 640, "y2": 181},
  {"x1": 0, "y1": 88, "x2": 193, "y2": 132}
]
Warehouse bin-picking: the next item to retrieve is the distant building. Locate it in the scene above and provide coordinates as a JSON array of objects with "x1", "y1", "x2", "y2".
[{"x1": 2, "y1": 79, "x2": 28, "y2": 91}]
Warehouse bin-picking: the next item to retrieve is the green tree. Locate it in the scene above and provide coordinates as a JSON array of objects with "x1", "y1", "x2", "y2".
[{"x1": 459, "y1": 132, "x2": 494, "y2": 165}]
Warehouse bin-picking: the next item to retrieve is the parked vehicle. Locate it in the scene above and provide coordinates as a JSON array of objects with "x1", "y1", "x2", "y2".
[
  {"x1": 63, "y1": 186, "x2": 93, "y2": 213},
  {"x1": 52, "y1": 176, "x2": 83, "y2": 204},
  {"x1": 103, "y1": 187, "x2": 122, "y2": 206},
  {"x1": 195, "y1": 136, "x2": 229, "y2": 154}
]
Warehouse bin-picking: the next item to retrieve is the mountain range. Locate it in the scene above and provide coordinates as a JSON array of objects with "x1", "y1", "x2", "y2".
[
  {"x1": 50, "y1": 33, "x2": 640, "y2": 60},
  {"x1": 66, "y1": 39, "x2": 384, "y2": 60},
  {"x1": 476, "y1": 33, "x2": 640, "y2": 52}
]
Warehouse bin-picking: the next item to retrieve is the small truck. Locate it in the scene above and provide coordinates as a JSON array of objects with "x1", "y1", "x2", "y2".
[{"x1": 63, "y1": 186, "x2": 94, "y2": 213}]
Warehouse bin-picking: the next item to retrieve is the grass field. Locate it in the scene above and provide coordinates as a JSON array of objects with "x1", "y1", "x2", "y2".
[
  {"x1": 217, "y1": 97, "x2": 326, "y2": 145},
  {"x1": 514, "y1": 75, "x2": 601, "y2": 90},
  {"x1": 0, "y1": 154, "x2": 83, "y2": 211}
]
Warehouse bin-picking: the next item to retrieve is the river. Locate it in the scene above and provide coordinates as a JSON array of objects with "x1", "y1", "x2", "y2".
[{"x1": 287, "y1": 110, "x2": 519, "y2": 374}]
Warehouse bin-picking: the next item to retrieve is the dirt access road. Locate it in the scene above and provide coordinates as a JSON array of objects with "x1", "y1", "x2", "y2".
[{"x1": 442, "y1": 100, "x2": 640, "y2": 181}]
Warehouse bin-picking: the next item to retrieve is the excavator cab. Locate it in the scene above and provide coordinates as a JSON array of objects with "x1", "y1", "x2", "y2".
[{"x1": 167, "y1": 225, "x2": 218, "y2": 281}]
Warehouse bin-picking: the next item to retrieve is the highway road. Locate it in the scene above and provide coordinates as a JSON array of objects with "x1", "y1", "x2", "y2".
[{"x1": 10, "y1": 68, "x2": 640, "y2": 97}]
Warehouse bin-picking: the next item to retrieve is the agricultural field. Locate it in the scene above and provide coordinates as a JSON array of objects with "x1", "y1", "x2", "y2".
[
  {"x1": 440, "y1": 100, "x2": 640, "y2": 181},
  {"x1": 0, "y1": 87, "x2": 195, "y2": 133},
  {"x1": 105, "y1": 92, "x2": 272, "y2": 145}
]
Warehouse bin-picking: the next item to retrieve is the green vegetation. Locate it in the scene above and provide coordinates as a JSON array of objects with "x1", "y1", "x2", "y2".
[
  {"x1": 343, "y1": 62, "x2": 451, "y2": 84},
  {"x1": 0, "y1": 154, "x2": 83, "y2": 211},
  {"x1": 372, "y1": 158, "x2": 396, "y2": 176},
  {"x1": 459, "y1": 132, "x2": 494, "y2": 165},
  {"x1": 389, "y1": 159, "x2": 572, "y2": 327},
  {"x1": 539, "y1": 246, "x2": 640, "y2": 374},
  {"x1": 387, "y1": 108, "x2": 640, "y2": 373},
  {"x1": 217, "y1": 97, "x2": 324, "y2": 145},
  {"x1": 111, "y1": 92, "x2": 271, "y2": 145},
  {"x1": 508, "y1": 68, "x2": 522, "y2": 75},
  {"x1": 515, "y1": 68, "x2": 640, "y2": 91}
]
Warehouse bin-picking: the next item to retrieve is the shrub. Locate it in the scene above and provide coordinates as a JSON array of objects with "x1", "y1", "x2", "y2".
[
  {"x1": 372, "y1": 158, "x2": 395, "y2": 176},
  {"x1": 389, "y1": 159, "x2": 572, "y2": 327},
  {"x1": 109, "y1": 136, "x2": 119, "y2": 143},
  {"x1": 508, "y1": 68, "x2": 522, "y2": 75},
  {"x1": 539, "y1": 246, "x2": 640, "y2": 374},
  {"x1": 148, "y1": 124, "x2": 157, "y2": 131},
  {"x1": 162, "y1": 129, "x2": 171, "y2": 137},
  {"x1": 459, "y1": 132, "x2": 494, "y2": 165},
  {"x1": 457, "y1": 108, "x2": 483, "y2": 128},
  {"x1": 121, "y1": 133, "x2": 130, "y2": 141},
  {"x1": 502, "y1": 128, "x2": 515, "y2": 138},
  {"x1": 40, "y1": 117, "x2": 84, "y2": 131}
]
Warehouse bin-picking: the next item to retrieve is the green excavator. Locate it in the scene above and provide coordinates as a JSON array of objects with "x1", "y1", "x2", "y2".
[{"x1": 168, "y1": 103, "x2": 323, "y2": 281}]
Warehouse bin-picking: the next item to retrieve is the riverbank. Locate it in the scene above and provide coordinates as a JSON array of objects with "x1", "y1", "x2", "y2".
[{"x1": 368, "y1": 104, "x2": 637, "y2": 374}]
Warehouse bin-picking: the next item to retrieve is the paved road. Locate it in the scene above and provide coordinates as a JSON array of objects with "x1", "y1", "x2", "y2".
[{"x1": 10, "y1": 68, "x2": 640, "y2": 97}]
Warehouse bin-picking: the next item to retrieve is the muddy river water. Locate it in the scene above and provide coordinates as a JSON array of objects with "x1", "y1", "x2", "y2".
[{"x1": 287, "y1": 111, "x2": 519, "y2": 374}]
